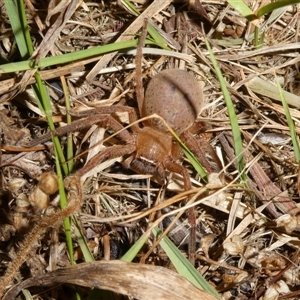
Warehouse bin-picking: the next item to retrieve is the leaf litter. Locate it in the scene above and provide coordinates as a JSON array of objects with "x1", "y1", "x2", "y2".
[{"x1": 0, "y1": 0, "x2": 300, "y2": 299}]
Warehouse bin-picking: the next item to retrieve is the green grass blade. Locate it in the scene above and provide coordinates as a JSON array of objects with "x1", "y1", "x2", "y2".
[
  {"x1": 227, "y1": 0, "x2": 300, "y2": 47},
  {"x1": 257, "y1": 0, "x2": 300, "y2": 18},
  {"x1": 0, "y1": 39, "x2": 157, "y2": 74},
  {"x1": 18, "y1": 0, "x2": 34, "y2": 56},
  {"x1": 72, "y1": 216, "x2": 94, "y2": 262},
  {"x1": 122, "y1": 0, "x2": 140, "y2": 15},
  {"x1": 182, "y1": 146, "x2": 207, "y2": 181},
  {"x1": 276, "y1": 79, "x2": 300, "y2": 163},
  {"x1": 121, "y1": 0, "x2": 169, "y2": 49},
  {"x1": 205, "y1": 39, "x2": 246, "y2": 182},
  {"x1": 62, "y1": 215, "x2": 74, "y2": 262},
  {"x1": 60, "y1": 77, "x2": 75, "y2": 172},
  {"x1": 172, "y1": 131, "x2": 208, "y2": 181},
  {"x1": 4, "y1": 0, "x2": 68, "y2": 175},
  {"x1": 121, "y1": 231, "x2": 151, "y2": 262},
  {"x1": 4, "y1": 0, "x2": 30, "y2": 58},
  {"x1": 226, "y1": 0, "x2": 258, "y2": 23},
  {"x1": 33, "y1": 73, "x2": 69, "y2": 175},
  {"x1": 54, "y1": 146, "x2": 75, "y2": 265},
  {"x1": 147, "y1": 23, "x2": 169, "y2": 50},
  {"x1": 152, "y1": 227, "x2": 221, "y2": 299},
  {"x1": 21, "y1": 289, "x2": 33, "y2": 299}
]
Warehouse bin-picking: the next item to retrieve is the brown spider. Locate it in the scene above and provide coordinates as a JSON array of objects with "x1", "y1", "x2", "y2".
[
  {"x1": 69, "y1": 68, "x2": 217, "y2": 262},
  {"x1": 28, "y1": 67, "x2": 217, "y2": 263},
  {"x1": 27, "y1": 65, "x2": 218, "y2": 260},
  {"x1": 70, "y1": 69, "x2": 214, "y2": 184}
]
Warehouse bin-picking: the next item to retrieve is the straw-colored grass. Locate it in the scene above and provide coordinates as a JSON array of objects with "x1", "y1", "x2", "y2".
[{"x1": 1, "y1": 1, "x2": 300, "y2": 299}]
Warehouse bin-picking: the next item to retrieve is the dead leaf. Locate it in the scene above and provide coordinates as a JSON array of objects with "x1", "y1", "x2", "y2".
[
  {"x1": 3, "y1": 260, "x2": 219, "y2": 300},
  {"x1": 46, "y1": 0, "x2": 71, "y2": 26}
]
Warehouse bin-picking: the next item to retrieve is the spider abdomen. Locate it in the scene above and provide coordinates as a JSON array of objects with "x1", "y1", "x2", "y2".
[{"x1": 143, "y1": 69, "x2": 203, "y2": 133}]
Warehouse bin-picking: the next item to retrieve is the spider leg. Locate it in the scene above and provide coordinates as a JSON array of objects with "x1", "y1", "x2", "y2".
[
  {"x1": 75, "y1": 144, "x2": 136, "y2": 178},
  {"x1": 71, "y1": 111, "x2": 139, "y2": 178},
  {"x1": 27, "y1": 111, "x2": 135, "y2": 147},
  {"x1": 164, "y1": 160, "x2": 196, "y2": 265},
  {"x1": 27, "y1": 108, "x2": 138, "y2": 179},
  {"x1": 180, "y1": 130, "x2": 220, "y2": 173},
  {"x1": 70, "y1": 105, "x2": 140, "y2": 132}
]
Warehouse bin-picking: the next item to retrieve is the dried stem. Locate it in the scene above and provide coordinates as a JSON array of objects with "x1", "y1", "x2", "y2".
[{"x1": 136, "y1": 18, "x2": 148, "y2": 115}]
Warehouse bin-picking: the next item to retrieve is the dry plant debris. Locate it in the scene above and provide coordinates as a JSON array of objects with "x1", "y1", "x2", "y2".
[
  {"x1": 1, "y1": 0, "x2": 300, "y2": 299},
  {"x1": 3, "y1": 260, "x2": 218, "y2": 300}
]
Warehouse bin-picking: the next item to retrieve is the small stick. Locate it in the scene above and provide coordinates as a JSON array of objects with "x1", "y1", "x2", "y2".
[{"x1": 136, "y1": 19, "x2": 148, "y2": 115}]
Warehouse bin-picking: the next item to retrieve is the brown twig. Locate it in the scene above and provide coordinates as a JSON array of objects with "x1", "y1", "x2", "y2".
[{"x1": 136, "y1": 18, "x2": 148, "y2": 115}]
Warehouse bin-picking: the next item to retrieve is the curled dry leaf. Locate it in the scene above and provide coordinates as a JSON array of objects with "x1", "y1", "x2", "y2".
[
  {"x1": 201, "y1": 234, "x2": 215, "y2": 258},
  {"x1": 6, "y1": 178, "x2": 27, "y2": 193},
  {"x1": 262, "y1": 280, "x2": 290, "y2": 300},
  {"x1": 46, "y1": 0, "x2": 71, "y2": 26},
  {"x1": 275, "y1": 214, "x2": 298, "y2": 234},
  {"x1": 223, "y1": 235, "x2": 244, "y2": 256},
  {"x1": 3, "y1": 261, "x2": 220, "y2": 300}
]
